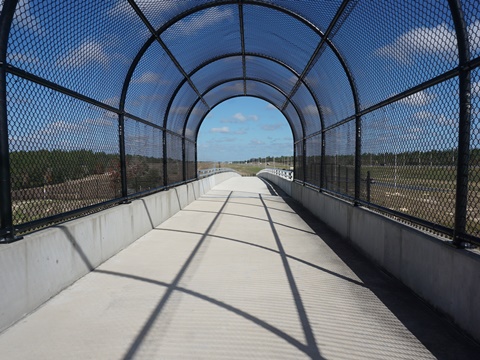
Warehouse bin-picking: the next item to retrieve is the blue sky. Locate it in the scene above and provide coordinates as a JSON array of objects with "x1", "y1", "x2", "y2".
[
  {"x1": 5, "y1": 1, "x2": 480, "y2": 159},
  {"x1": 197, "y1": 97, "x2": 293, "y2": 162}
]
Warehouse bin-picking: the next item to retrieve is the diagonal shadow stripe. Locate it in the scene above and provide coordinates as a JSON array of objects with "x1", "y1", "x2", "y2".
[
  {"x1": 181, "y1": 209, "x2": 317, "y2": 235},
  {"x1": 94, "y1": 269, "x2": 309, "y2": 355},
  {"x1": 155, "y1": 228, "x2": 367, "y2": 289},
  {"x1": 121, "y1": 191, "x2": 233, "y2": 359},
  {"x1": 259, "y1": 193, "x2": 324, "y2": 359}
]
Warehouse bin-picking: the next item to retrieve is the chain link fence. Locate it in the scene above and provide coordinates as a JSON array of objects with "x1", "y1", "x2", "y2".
[{"x1": 1, "y1": 0, "x2": 480, "y2": 247}]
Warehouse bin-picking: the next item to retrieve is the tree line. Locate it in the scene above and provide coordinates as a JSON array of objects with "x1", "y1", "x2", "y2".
[{"x1": 9, "y1": 150, "x2": 163, "y2": 191}]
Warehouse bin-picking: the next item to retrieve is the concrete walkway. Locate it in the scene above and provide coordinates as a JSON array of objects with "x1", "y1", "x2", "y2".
[{"x1": 0, "y1": 177, "x2": 478, "y2": 359}]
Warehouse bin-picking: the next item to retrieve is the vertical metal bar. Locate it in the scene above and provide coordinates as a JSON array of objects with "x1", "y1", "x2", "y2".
[
  {"x1": 238, "y1": 1, "x2": 247, "y2": 96},
  {"x1": 303, "y1": 138, "x2": 307, "y2": 184},
  {"x1": 346, "y1": 167, "x2": 349, "y2": 194},
  {"x1": 320, "y1": 131, "x2": 325, "y2": 189},
  {"x1": 0, "y1": 0, "x2": 19, "y2": 242},
  {"x1": 118, "y1": 114, "x2": 128, "y2": 199},
  {"x1": 182, "y1": 138, "x2": 186, "y2": 182},
  {"x1": 293, "y1": 142, "x2": 297, "y2": 180},
  {"x1": 195, "y1": 142, "x2": 198, "y2": 179},
  {"x1": 354, "y1": 115, "x2": 362, "y2": 204},
  {"x1": 448, "y1": 0, "x2": 471, "y2": 246},
  {"x1": 337, "y1": 164, "x2": 341, "y2": 191},
  {"x1": 366, "y1": 171, "x2": 371, "y2": 203},
  {"x1": 163, "y1": 131, "x2": 168, "y2": 187}
]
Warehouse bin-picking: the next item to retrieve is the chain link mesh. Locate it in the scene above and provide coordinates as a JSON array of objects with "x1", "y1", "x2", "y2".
[
  {"x1": 166, "y1": 82, "x2": 198, "y2": 134},
  {"x1": 291, "y1": 83, "x2": 322, "y2": 136},
  {"x1": 305, "y1": 135, "x2": 322, "y2": 187},
  {"x1": 329, "y1": 0, "x2": 458, "y2": 110},
  {"x1": 185, "y1": 140, "x2": 196, "y2": 181},
  {"x1": 185, "y1": 100, "x2": 210, "y2": 141},
  {"x1": 161, "y1": 4, "x2": 240, "y2": 74},
  {"x1": 243, "y1": 4, "x2": 320, "y2": 74},
  {"x1": 324, "y1": 121, "x2": 355, "y2": 197},
  {"x1": 295, "y1": 141, "x2": 304, "y2": 182},
  {"x1": 191, "y1": 56, "x2": 244, "y2": 94},
  {"x1": 203, "y1": 80, "x2": 244, "y2": 107},
  {"x1": 124, "y1": 118, "x2": 163, "y2": 195},
  {"x1": 8, "y1": 0, "x2": 148, "y2": 106},
  {"x1": 166, "y1": 133, "x2": 183, "y2": 185},
  {"x1": 7, "y1": 74, "x2": 120, "y2": 225},
  {"x1": 246, "y1": 81, "x2": 287, "y2": 109},
  {"x1": 305, "y1": 45, "x2": 355, "y2": 128},
  {"x1": 2, "y1": 0, "x2": 480, "y2": 244},
  {"x1": 468, "y1": 69, "x2": 480, "y2": 237},
  {"x1": 245, "y1": 56, "x2": 297, "y2": 95},
  {"x1": 360, "y1": 78, "x2": 459, "y2": 230},
  {"x1": 125, "y1": 41, "x2": 184, "y2": 126}
]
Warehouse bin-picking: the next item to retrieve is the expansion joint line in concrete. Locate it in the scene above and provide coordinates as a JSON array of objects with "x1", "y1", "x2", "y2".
[
  {"x1": 259, "y1": 194, "x2": 322, "y2": 360},
  {"x1": 122, "y1": 191, "x2": 233, "y2": 360}
]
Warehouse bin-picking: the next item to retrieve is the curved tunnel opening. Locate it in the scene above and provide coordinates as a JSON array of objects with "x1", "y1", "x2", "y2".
[{"x1": 197, "y1": 97, "x2": 294, "y2": 174}]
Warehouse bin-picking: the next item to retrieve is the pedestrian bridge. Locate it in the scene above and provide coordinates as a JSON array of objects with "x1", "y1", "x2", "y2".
[
  {"x1": 0, "y1": 175, "x2": 479, "y2": 359},
  {"x1": 2, "y1": 0, "x2": 480, "y2": 358}
]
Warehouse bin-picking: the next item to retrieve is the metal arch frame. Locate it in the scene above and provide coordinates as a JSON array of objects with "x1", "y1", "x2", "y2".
[
  {"x1": 188, "y1": 77, "x2": 306, "y2": 143},
  {"x1": 191, "y1": 93, "x2": 298, "y2": 178},
  {"x1": 448, "y1": 0, "x2": 471, "y2": 246},
  {"x1": 1, "y1": 0, "x2": 476, "y2": 246},
  {"x1": 192, "y1": 92, "x2": 298, "y2": 149},
  {"x1": 116, "y1": 0, "x2": 357, "y2": 188},
  {"x1": 170, "y1": 52, "x2": 320, "y2": 135},
  {"x1": 159, "y1": 52, "x2": 324, "y2": 183}
]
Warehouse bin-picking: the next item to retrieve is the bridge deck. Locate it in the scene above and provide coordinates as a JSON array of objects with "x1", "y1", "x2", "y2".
[{"x1": 0, "y1": 177, "x2": 478, "y2": 359}]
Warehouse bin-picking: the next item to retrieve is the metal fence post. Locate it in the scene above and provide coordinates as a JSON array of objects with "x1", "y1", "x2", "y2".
[
  {"x1": 366, "y1": 171, "x2": 371, "y2": 203},
  {"x1": 0, "y1": 0, "x2": 19, "y2": 242},
  {"x1": 346, "y1": 167, "x2": 349, "y2": 194},
  {"x1": 303, "y1": 138, "x2": 307, "y2": 184},
  {"x1": 320, "y1": 131, "x2": 325, "y2": 189},
  {"x1": 354, "y1": 115, "x2": 362, "y2": 205},
  {"x1": 163, "y1": 131, "x2": 168, "y2": 187},
  {"x1": 118, "y1": 113, "x2": 128, "y2": 199},
  {"x1": 448, "y1": 0, "x2": 471, "y2": 247},
  {"x1": 182, "y1": 137, "x2": 186, "y2": 182}
]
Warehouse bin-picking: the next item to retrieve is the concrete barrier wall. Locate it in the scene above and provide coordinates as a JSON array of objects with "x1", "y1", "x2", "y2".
[
  {"x1": 258, "y1": 173, "x2": 480, "y2": 343},
  {"x1": 0, "y1": 172, "x2": 240, "y2": 333}
]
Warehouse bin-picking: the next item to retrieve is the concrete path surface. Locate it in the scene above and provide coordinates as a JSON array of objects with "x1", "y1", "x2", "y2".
[{"x1": 0, "y1": 177, "x2": 478, "y2": 359}]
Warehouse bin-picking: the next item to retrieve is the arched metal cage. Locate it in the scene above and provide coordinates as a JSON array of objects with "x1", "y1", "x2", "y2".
[{"x1": 1, "y1": 0, "x2": 479, "y2": 246}]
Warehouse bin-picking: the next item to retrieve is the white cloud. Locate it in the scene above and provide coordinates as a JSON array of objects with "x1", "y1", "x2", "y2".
[
  {"x1": 221, "y1": 112, "x2": 259, "y2": 123},
  {"x1": 166, "y1": 7, "x2": 234, "y2": 37},
  {"x1": 84, "y1": 118, "x2": 114, "y2": 127},
  {"x1": 46, "y1": 120, "x2": 86, "y2": 134},
  {"x1": 233, "y1": 128, "x2": 248, "y2": 135},
  {"x1": 303, "y1": 105, "x2": 320, "y2": 116},
  {"x1": 266, "y1": 104, "x2": 277, "y2": 110},
  {"x1": 210, "y1": 126, "x2": 230, "y2": 133},
  {"x1": 400, "y1": 90, "x2": 436, "y2": 106},
  {"x1": 57, "y1": 41, "x2": 109, "y2": 68},
  {"x1": 233, "y1": 112, "x2": 246, "y2": 122},
  {"x1": 262, "y1": 124, "x2": 284, "y2": 131},
  {"x1": 7, "y1": 52, "x2": 39, "y2": 65},
  {"x1": 13, "y1": 0, "x2": 44, "y2": 34},
  {"x1": 321, "y1": 106, "x2": 333, "y2": 115},
  {"x1": 109, "y1": 0, "x2": 179, "y2": 19},
  {"x1": 413, "y1": 110, "x2": 456, "y2": 126},
  {"x1": 102, "y1": 96, "x2": 120, "y2": 107},
  {"x1": 250, "y1": 139, "x2": 265, "y2": 145},
  {"x1": 132, "y1": 71, "x2": 162, "y2": 84},
  {"x1": 376, "y1": 23, "x2": 458, "y2": 64}
]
